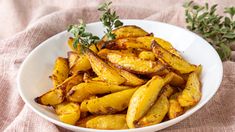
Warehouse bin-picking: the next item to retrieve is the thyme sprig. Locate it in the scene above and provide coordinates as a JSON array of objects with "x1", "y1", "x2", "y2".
[
  {"x1": 184, "y1": 1, "x2": 235, "y2": 61},
  {"x1": 98, "y1": 2, "x2": 123, "y2": 41}
]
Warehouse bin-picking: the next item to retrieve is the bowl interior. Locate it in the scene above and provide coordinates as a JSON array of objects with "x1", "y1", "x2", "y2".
[{"x1": 17, "y1": 20, "x2": 223, "y2": 132}]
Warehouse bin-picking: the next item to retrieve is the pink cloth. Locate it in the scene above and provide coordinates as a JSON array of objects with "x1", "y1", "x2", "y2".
[{"x1": 0, "y1": 0, "x2": 235, "y2": 131}]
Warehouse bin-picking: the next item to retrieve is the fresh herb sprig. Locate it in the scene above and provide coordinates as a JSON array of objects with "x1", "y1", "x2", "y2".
[
  {"x1": 184, "y1": 1, "x2": 235, "y2": 61},
  {"x1": 67, "y1": 21, "x2": 100, "y2": 51},
  {"x1": 98, "y1": 2, "x2": 123, "y2": 41}
]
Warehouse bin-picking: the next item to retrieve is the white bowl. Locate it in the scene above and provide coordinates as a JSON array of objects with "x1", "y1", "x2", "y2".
[{"x1": 17, "y1": 20, "x2": 223, "y2": 132}]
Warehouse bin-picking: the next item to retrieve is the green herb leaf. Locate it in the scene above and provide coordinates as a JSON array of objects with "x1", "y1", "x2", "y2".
[
  {"x1": 68, "y1": 21, "x2": 100, "y2": 51},
  {"x1": 184, "y1": 1, "x2": 235, "y2": 61},
  {"x1": 98, "y1": 1, "x2": 123, "y2": 41}
]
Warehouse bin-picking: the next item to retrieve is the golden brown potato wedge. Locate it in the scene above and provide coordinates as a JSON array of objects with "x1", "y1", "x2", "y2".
[
  {"x1": 50, "y1": 57, "x2": 69, "y2": 87},
  {"x1": 34, "y1": 88, "x2": 65, "y2": 106},
  {"x1": 138, "y1": 51, "x2": 155, "y2": 61},
  {"x1": 98, "y1": 49, "x2": 136, "y2": 60},
  {"x1": 136, "y1": 36, "x2": 181, "y2": 57},
  {"x1": 108, "y1": 63, "x2": 145, "y2": 86},
  {"x1": 152, "y1": 41, "x2": 197, "y2": 74},
  {"x1": 67, "y1": 81, "x2": 132, "y2": 102},
  {"x1": 168, "y1": 93, "x2": 184, "y2": 119},
  {"x1": 64, "y1": 74, "x2": 83, "y2": 92},
  {"x1": 86, "y1": 114, "x2": 128, "y2": 130},
  {"x1": 70, "y1": 55, "x2": 91, "y2": 75},
  {"x1": 137, "y1": 95, "x2": 169, "y2": 127},
  {"x1": 54, "y1": 102, "x2": 80, "y2": 125},
  {"x1": 102, "y1": 25, "x2": 148, "y2": 42},
  {"x1": 164, "y1": 72, "x2": 185, "y2": 87},
  {"x1": 178, "y1": 71, "x2": 201, "y2": 107},
  {"x1": 85, "y1": 49, "x2": 126, "y2": 85},
  {"x1": 81, "y1": 88, "x2": 137, "y2": 114},
  {"x1": 107, "y1": 52, "x2": 165, "y2": 74},
  {"x1": 126, "y1": 76, "x2": 166, "y2": 128},
  {"x1": 67, "y1": 51, "x2": 79, "y2": 68}
]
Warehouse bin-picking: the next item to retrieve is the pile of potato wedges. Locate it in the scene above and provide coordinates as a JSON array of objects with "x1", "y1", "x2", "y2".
[{"x1": 35, "y1": 25, "x2": 202, "y2": 129}]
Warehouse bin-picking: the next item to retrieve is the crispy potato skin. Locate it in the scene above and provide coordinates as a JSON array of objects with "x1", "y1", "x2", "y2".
[
  {"x1": 138, "y1": 51, "x2": 156, "y2": 61},
  {"x1": 178, "y1": 71, "x2": 201, "y2": 107},
  {"x1": 107, "y1": 52, "x2": 165, "y2": 74},
  {"x1": 85, "y1": 49, "x2": 126, "y2": 85},
  {"x1": 136, "y1": 36, "x2": 181, "y2": 57},
  {"x1": 81, "y1": 88, "x2": 137, "y2": 114},
  {"x1": 108, "y1": 63, "x2": 145, "y2": 86},
  {"x1": 70, "y1": 55, "x2": 91, "y2": 75},
  {"x1": 137, "y1": 95, "x2": 169, "y2": 127},
  {"x1": 126, "y1": 76, "x2": 165, "y2": 128},
  {"x1": 34, "y1": 88, "x2": 65, "y2": 106},
  {"x1": 50, "y1": 57, "x2": 69, "y2": 87},
  {"x1": 102, "y1": 25, "x2": 148, "y2": 42},
  {"x1": 168, "y1": 93, "x2": 184, "y2": 119},
  {"x1": 86, "y1": 114, "x2": 128, "y2": 129},
  {"x1": 67, "y1": 81, "x2": 132, "y2": 102},
  {"x1": 54, "y1": 102, "x2": 80, "y2": 125},
  {"x1": 152, "y1": 41, "x2": 197, "y2": 74}
]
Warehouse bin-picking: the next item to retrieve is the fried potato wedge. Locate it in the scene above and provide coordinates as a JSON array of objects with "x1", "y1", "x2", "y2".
[
  {"x1": 137, "y1": 95, "x2": 169, "y2": 127},
  {"x1": 168, "y1": 93, "x2": 184, "y2": 119},
  {"x1": 64, "y1": 74, "x2": 83, "y2": 92},
  {"x1": 70, "y1": 55, "x2": 91, "y2": 75},
  {"x1": 85, "y1": 49, "x2": 126, "y2": 85},
  {"x1": 108, "y1": 63, "x2": 145, "y2": 86},
  {"x1": 136, "y1": 36, "x2": 181, "y2": 57},
  {"x1": 98, "y1": 49, "x2": 136, "y2": 60},
  {"x1": 76, "y1": 115, "x2": 96, "y2": 127},
  {"x1": 34, "y1": 88, "x2": 65, "y2": 106},
  {"x1": 126, "y1": 76, "x2": 166, "y2": 128},
  {"x1": 152, "y1": 41, "x2": 197, "y2": 74},
  {"x1": 164, "y1": 72, "x2": 185, "y2": 87},
  {"x1": 50, "y1": 57, "x2": 69, "y2": 87},
  {"x1": 102, "y1": 25, "x2": 148, "y2": 42},
  {"x1": 67, "y1": 51, "x2": 79, "y2": 68},
  {"x1": 138, "y1": 51, "x2": 155, "y2": 61},
  {"x1": 81, "y1": 88, "x2": 137, "y2": 114},
  {"x1": 67, "y1": 81, "x2": 132, "y2": 102},
  {"x1": 178, "y1": 71, "x2": 201, "y2": 107},
  {"x1": 86, "y1": 114, "x2": 128, "y2": 130},
  {"x1": 54, "y1": 102, "x2": 80, "y2": 125},
  {"x1": 107, "y1": 52, "x2": 165, "y2": 74}
]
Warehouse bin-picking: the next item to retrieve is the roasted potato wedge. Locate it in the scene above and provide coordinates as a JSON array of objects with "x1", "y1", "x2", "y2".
[
  {"x1": 126, "y1": 76, "x2": 166, "y2": 128},
  {"x1": 98, "y1": 49, "x2": 136, "y2": 60},
  {"x1": 70, "y1": 55, "x2": 91, "y2": 75},
  {"x1": 34, "y1": 88, "x2": 65, "y2": 106},
  {"x1": 54, "y1": 102, "x2": 80, "y2": 125},
  {"x1": 50, "y1": 57, "x2": 69, "y2": 87},
  {"x1": 168, "y1": 93, "x2": 184, "y2": 119},
  {"x1": 86, "y1": 114, "x2": 128, "y2": 130},
  {"x1": 178, "y1": 71, "x2": 201, "y2": 107},
  {"x1": 164, "y1": 72, "x2": 185, "y2": 87},
  {"x1": 76, "y1": 116, "x2": 96, "y2": 127},
  {"x1": 102, "y1": 25, "x2": 148, "y2": 42},
  {"x1": 137, "y1": 95, "x2": 169, "y2": 127},
  {"x1": 108, "y1": 63, "x2": 145, "y2": 86},
  {"x1": 80, "y1": 88, "x2": 137, "y2": 114},
  {"x1": 85, "y1": 49, "x2": 126, "y2": 85},
  {"x1": 65, "y1": 74, "x2": 83, "y2": 92},
  {"x1": 107, "y1": 52, "x2": 165, "y2": 74},
  {"x1": 67, "y1": 51, "x2": 79, "y2": 68},
  {"x1": 136, "y1": 36, "x2": 181, "y2": 57},
  {"x1": 152, "y1": 41, "x2": 197, "y2": 74},
  {"x1": 138, "y1": 51, "x2": 155, "y2": 61},
  {"x1": 67, "y1": 81, "x2": 132, "y2": 102}
]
